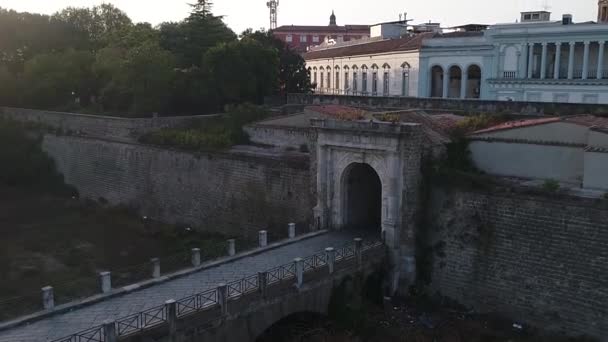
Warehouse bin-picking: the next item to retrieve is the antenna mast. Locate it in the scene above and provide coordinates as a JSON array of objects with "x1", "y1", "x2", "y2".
[{"x1": 267, "y1": 0, "x2": 279, "y2": 30}]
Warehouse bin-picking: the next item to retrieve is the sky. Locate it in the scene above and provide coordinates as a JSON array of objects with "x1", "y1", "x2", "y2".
[{"x1": 0, "y1": 0, "x2": 599, "y2": 34}]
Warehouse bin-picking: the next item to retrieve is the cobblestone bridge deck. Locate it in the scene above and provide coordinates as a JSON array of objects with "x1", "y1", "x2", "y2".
[{"x1": 0, "y1": 232, "x2": 360, "y2": 342}]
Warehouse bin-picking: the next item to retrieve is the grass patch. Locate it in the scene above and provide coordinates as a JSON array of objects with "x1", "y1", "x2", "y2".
[{"x1": 139, "y1": 103, "x2": 270, "y2": 151}]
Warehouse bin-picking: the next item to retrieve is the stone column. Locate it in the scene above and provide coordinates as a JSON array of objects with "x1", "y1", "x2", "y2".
[
  {"x1": 527, "y1": 43, "x2": 535, "y2": 79},
  {"x1": 258, "y1": 230, "x2": 268, "y2": 247},
  {"x1": 288, "y1": 223, "x2": 296, "y2": 239},
  {"x1": 227, "y1": 239, "x2": 236, "y2": 256},
  {"x1": 103, "y1": 320, "x2": 117, "y2": 342},
  {"x1": 441, "y1": 69, "x2": 449, "y2": 99},
  {"x1": 41, "y1": 286, "x2": 54, "y2": 310},
  {"x1": 191, "y1": 248, "x2": 201, "y2": 267},
  {"x1": 583, "y1": 41, "x2": 591, "y2": 79},
  {"x1": 520, "y1": 43, "x2": 528, "y2": 78},
  {"x1": 568, "y1": 42, "x2": 576, "y2": 79},
  {"x1": 540, "y1": 42, "x2": 548, "y2": 79},
  {"x1": 100, "y1": 272, "x2": 111, "y2": 293},
  {"x1": 165, "y1": 300, "x2": 177, "y2": 342},
  {"x1": 325, "y1": 247, "x2": 336, "y2": 274},
  {"x1": 460, "y1": 70, "x2": 468, "y2": 99},
  {"x1": 554, "y1": 42, "x2": 562, "y2": 79},
  {"x1": 294, "y1": 258, "x2": 304, "y2": 289},
  {"x1": 151, "y1": 258, "x2": 160, "y2": 278},
  {"x1": 258, "y1": 272, "x2": 268, "y2": 297},
  {"x1": 598, "y1": 41, "x2": 605, "y2": 79}
]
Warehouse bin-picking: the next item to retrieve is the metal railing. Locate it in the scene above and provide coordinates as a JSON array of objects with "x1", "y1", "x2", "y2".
[{"x1": 50, "y1": 238, "x2": 383, "y2": 342}]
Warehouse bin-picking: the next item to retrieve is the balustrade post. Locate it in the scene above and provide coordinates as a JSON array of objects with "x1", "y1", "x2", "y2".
[
  {"x1": 41, "y1": 286, "x2": 54, "y2": 310},
  {"x1": 258, "y1": 271, "x2": 268, "y2": 297},
  {"x1": 217, "y1": 283, "x2": 228, "y2": 315},
  {"x1": 100, "y1": 271, "x2": 111, "y2": 293},
  {"x1": 354, "y1": 238, "x2": 363, "y2": 268},
  {"x1": 227, "y1": 239, "x2": 236, "y2": 256},
  {"x1": 191, "y1": 248, "x2": 201, "y2": 267},
  {"x1": 151, "y1": 258, "x2": 160, "y2": 278},
  {"x1": 258, "y1": 230, "x2": 268, "y2": 247},
  {"x1": 294, "y1": 258, "x2": 304, "y2": 289},
  {"x1": 165, "y1": 299, "x2": 177, "y2": 342},
  {"x1": 103, "y1": 320, "x2": 117, "y2": 342},
  {"x1": 325, "y1": 247, "x2": 336, "y2": 274},
  {"x1": 288, "y1": 223, "x2": 296, "y2": 239}
]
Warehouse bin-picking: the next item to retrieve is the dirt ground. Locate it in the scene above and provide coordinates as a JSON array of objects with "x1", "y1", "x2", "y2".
[{"x1": 0, "y1": 185, "x2": 248, "y2": 321}]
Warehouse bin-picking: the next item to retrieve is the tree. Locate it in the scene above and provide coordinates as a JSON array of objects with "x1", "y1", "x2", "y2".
[
  {"x1": 241, "y1": 29, "x2": 312, "y2": 94},
  {"x1": 190, "y1": 0, "x2": 214, "y2": 19}
]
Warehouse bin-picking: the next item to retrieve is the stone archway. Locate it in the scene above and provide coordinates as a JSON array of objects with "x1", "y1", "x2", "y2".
[
  {"x1": 342, "y1": 163, "x2": 382, "y2": 234},
  {"x1": 430, "y1": 65, "x2": 444, "y2": 97}
]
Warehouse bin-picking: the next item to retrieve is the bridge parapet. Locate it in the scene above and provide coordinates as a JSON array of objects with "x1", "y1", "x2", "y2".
[{"x1": 50, "y1": 238, "x2": 384, "y2": 342}]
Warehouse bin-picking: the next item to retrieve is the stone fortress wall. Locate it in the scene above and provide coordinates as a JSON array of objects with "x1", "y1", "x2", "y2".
[
  {"x1": 42, "y1": 134, "x2": 312, "y2": 240},
  {"x1": 0, "y1": 107, "x2": 217, "y2": 142}
]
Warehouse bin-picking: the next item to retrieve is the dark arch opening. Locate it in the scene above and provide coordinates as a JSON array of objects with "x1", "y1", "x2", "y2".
[
  {"x1": 466, "y1": 65, "x2": 482, "y2": 99},
  {"x1": 256, "y1": 311, "x2": 329, "y2": 342},
  {"x1": 343, "y1": 163, "x2": 382, "y2": 233},
  {"x1": 448, "y1": 65, "x2": 462, "y2": 98},
  {"x1": 430, "y1": 65, "x2": 444, "y2": 97}
]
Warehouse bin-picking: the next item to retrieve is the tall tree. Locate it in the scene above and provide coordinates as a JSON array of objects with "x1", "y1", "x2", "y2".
[{"x1": 190, "y1": 0, "x2": 214, "y2": 18}]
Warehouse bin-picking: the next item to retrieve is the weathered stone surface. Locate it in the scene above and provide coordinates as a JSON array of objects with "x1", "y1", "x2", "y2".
[
  {"x1": 426, "y1": 187, "x2": 608, "y2": 338},
  {"x1": 41, "y1": 135, "x2": 312, "y2": 240}
]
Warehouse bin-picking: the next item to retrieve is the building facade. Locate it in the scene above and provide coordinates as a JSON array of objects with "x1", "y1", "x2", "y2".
[
  {"x1": 419, "y1": 10, "x2": 608, "y2": 104},
  {"x1": 273, "y1": 12, "x2": 369, "y2": 53}
]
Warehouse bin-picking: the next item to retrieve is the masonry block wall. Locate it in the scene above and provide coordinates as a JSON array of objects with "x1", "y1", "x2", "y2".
[
  {"x1": 426, "y1": 187, "x2": 608, "y2": 338},
  {"x1": 42, "y1": 135, "x2": 312, "y2": 240}
]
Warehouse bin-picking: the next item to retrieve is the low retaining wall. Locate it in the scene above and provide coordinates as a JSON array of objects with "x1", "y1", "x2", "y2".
[
  {"x1": 426, "y1": 186, "x2": 608, "y2": 339},
  {"x1": 282, "y1": 94, "x2": 608, "y2": 116},
  {"x1": 244, "y1": 124, "x2": 311, "y2": 150},
  {"x1": 0, "y1": 107, "x2": 217, "y2": 142}
]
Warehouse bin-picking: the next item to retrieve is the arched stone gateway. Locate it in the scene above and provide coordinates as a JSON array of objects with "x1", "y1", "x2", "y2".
[{"x1": 311, "y1": 119, "x2": 424, "y2": 290}]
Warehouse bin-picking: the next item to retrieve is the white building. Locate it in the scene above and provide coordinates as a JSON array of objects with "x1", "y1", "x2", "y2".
[
  {"x1": 304, "y1": 21, "x2": 433, "y2": 98},
  {"x1": 468, "y1": 115, "x2": 608, "y2": 190},
  {"x1": 419, "y1": 8, "x2": 608, "y2": 104}
]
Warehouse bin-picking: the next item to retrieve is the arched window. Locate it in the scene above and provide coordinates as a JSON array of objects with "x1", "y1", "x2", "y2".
[
  {"x1": 371, "y1": 64, "x2": 379, "y2": 96},
  {"x1": 430, "y1": 65, "x2": 444, "y2": 97},
  {"x1": 352, "y1": 65, "x2": 359, "y2": 93},
  {"x1": 466, "y1": 65, "x2": 482, "y2": 99},
  {"x1": 448, "y1": 65, "x2": 462, "y2": 98},
  {"x1": 344, "y1": 66, "x2": 350, "y2": 93},
  {"x1": 320, "y1": 67, "x2": 325, "y2": 90},
  {"x1": 313, "y1": 67, "x2": 318, "y2": 88},
  {"x1": 334, "y1": 66, "x2": 340, "y2": 93},
  {"x1": 382, "y1": 64, "x2": 390, "y2": 96},
  {"x1": 326, "y1": 66, "x2": 331, "y2": 90},
  {"x1": 401, "y1": 62, "x2": 411, "y2": 96},
  {"x1": 361, "y1": 65, "x2": 368, "y2": 95}
]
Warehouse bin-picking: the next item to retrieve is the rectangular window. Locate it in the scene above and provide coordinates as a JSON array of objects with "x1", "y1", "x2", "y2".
[
  {"x1": 300, "y1": 35, "x2": 307, "y2": 43},
  {"x1": 362, "y1": 72, "x2": 367, "y2": 94},
  {"x1": 383, "y1": 71, "x2": 389, "y2": 96},
  {"x1": 335, "y1": 71, "x2": 340, "y2": 91},
  {"x1": 524, "y1": 14, "x2": 531, "y2": 20},
  {"x1": 532, "y1": 13, "x2": 540, "y2": 19},
  {"x1": 353, "y1": 72, "x2": 358, "y2": 92},
  {"x1": 312, "y1": 35, "x2": 320, "y2": 43},
  {"x1": 344, "y1": 72, "x2": 349, "y2": 91},
  {"x1": 285, "y1": 35, "x2": 293, "y2": 42},
  {"x1": 372, "y1": 72, "x2": 378, "y2": 95},
  {"x1": 402, "y1": 71, "x2": 409, "y2": 96}
]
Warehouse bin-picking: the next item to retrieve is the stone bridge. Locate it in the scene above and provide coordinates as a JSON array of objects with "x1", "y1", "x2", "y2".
[{"x1": 0, "y1": 232, "x2": 384, "y2": 342}]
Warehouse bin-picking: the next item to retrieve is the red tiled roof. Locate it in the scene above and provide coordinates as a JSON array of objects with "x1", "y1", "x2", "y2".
[
  {"x1": 470, "y1": 117, "x2": 560, "y2": 135},
  {"x1": 274, "y1": 25, "x2": 369, "y2": 33},
  {"x1": 303, "y1": 33, "x2": 433, "y2": 60}
]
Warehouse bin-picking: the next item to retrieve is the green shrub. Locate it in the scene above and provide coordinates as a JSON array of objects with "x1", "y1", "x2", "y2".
[
  {"x1": 542, "y1": 179, "x2": 560, "y2": 192},
  {"x1": 603, "y1": 192, "x2": 608, "y2": 200}
]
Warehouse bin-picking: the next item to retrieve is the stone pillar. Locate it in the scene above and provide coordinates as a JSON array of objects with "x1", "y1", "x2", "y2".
[
  {"x1": 354, "y1": 238, "x2": 363, "y2": 268},
  {"x1": 103, "y1": 320, "x2": 117, "y2": 342},
  {"x1": 151, "y1": 258, "x2": 160, "y2": 278},
  {"x1": 294, "y1": 258, "x2": 304, "y2": 289},
  {"x1": 325, "y1": 247, "x2": 336, "y2": 274},
  {"x1": 288, "y1": 223, "x2": 296, "y2": 239},
  {"x1": 460, "y1": 70, "x2": 468, "y2": 99},
  {"x1": 583, "y1": 41, "x2": 591, "y2": 79},
  {"x1": 441, "y1": 69, "x2": 449, "y2": 99},
  {"x1": 554, "y1": 42, "x2": 562, "y2": 79},
  {"x1": 227, "y1": 239, "x2": 236, "y2": 256},
  {"x1": 258, "y1": 272, "x2": 268, "y2": 297},
  {"x1": 258, "y1": 230, "x2": 268, "y2": 248},
  {"x1": 191, "y1": 248, "x2": 201, "y2": 267},
  {"x1": 527, "y1": 43, "x2": 535, "y2": 78},
  {"x1": 217, "y1": 283, "x2": 228, "y2": 315},
  {"x1": 540, "y1": 42, "x2": 548, "y2": 79},
  {"x1": 598, "y1": 41, "x2": 605, "y2": 79},
  {"x1": 100, "y1": 271, "x2": 111, "y2": 293},
  {"x1": 41, "y1": 286, "x2": 54, "y2": 310},
  {"x1": 165, "y1": 300, "x2": 177, "y2": 342},
  {"x1": 568, "y1": 42, "x2": 576, "y2": 79},
  {"x1": 520, "y1": 43, "x2": 529, "y2": 78}
]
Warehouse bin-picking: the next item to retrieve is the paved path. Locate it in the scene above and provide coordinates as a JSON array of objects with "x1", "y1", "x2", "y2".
[{"x1": 0, "y1": 232, "x2": 357, "y2": 342}]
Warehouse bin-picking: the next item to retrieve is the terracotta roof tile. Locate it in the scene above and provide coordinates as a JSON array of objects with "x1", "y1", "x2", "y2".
[
  {"x1": 303, "y1": 33, "x2": 433, "y2": 60},
  {"x1": 470, "y1": 117, "x2": 560, "y2": 135}
]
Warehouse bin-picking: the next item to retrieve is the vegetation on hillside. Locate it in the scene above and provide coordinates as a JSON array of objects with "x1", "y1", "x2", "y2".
[
  {"x1": 0, "y1": 1, "x2": 312, "y2": 117},
  {"x1": 139, "y1": 104, "x2": 270, "y2": 150}
]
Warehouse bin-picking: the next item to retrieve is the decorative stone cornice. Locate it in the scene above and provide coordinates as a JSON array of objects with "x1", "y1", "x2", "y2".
[{"x1": 487, "y1": 78, "x2": 608, "y2": 86}]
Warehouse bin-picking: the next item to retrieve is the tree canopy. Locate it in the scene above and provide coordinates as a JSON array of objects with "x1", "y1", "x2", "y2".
[{"x1": 0, "y1": 5, "x2": 311, "y2": 117}]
